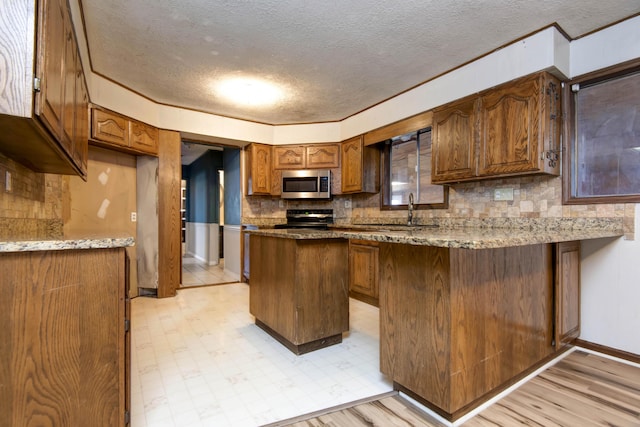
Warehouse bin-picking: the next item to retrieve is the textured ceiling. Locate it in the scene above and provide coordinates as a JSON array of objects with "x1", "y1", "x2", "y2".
[{"x1": 81, "y1": 0, "x2": 640, "y2": 125}]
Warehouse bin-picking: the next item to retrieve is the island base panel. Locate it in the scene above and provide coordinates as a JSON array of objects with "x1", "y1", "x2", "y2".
[{"x1": 255, "y1": 319, "x2": 342, "y2": 355}]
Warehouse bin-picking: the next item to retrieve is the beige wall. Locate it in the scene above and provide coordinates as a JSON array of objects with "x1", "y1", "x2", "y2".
[{"x1": 63, "y1": 146, "x2": 138, "y2": 293}]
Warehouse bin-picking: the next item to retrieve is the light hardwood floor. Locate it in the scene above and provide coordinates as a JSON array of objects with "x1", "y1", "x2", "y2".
[{"x1": 273, "y1": 350, "x2": 640, "y2": 427}]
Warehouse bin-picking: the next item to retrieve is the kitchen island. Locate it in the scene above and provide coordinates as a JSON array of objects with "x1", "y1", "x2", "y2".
[{"x1": 247, "y1": 219, "x2": 623, "y2": 420}]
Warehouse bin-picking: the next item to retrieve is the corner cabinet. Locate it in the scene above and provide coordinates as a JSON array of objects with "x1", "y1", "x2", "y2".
[
  {"x1": 0, "y1": 0, "x2": 88, "y2": 178},
  {"x1": 0, "y1": 247, "x2": 130, "y2": 426},
  {"x1": 432, "y1": 71, "x2": 561, "y2": 184},
  {"x1": 245, "y1": 143, "x2": 272, "y2": 195},
  {"x1": 341, "y1": 135, "x2": 380, "y2": 193},
  {"x1": 90, "y1": 107, "x2": 159, "y2": 156}
]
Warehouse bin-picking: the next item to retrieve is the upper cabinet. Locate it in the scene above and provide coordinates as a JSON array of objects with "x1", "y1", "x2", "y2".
[
  {"x1": 432, "y1": 71, "x2": 561, "y2": 184},
  {"x1": 305, "y1": 144, "x2": 340, "y2": 169},
  {"x1": 0, "y1": 0, "x2": 88, "y2": 178},
  {"x1": 245, "y1": 143, "x2": 272, "y2": 195},
  {"x1": 90, "y1": 106, "x2": 158, "y2": 156},
  {"x1": 273, "y1": 145, "x2": 305, "y2": 169},
  {"x1": 341, "y1": 135, "x2": 380, "y2": 194},
  {"x1": 432, "y1": 97, "x2": 479, "y2": 183},
  {"x1": 273, "y1": 143, "x2": 340, "y2": 170}
]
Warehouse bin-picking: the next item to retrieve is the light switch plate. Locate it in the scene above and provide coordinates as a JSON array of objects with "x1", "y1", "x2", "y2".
[{"x1": 494, "y1": 187, "x2": 514, "y2": 201}]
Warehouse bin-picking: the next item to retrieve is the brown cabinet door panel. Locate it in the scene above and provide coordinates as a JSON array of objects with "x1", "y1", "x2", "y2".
[
  {"x1": 432, "y1": 97, "x2": 477, "y2": 183},
  {"x1": 479, "y1": 75, "x2": 540, "y2": 176},
  {"x1": 273, "y1": 145, "x2": 305, "y2": 169},
  {"x1": 306, "y1": 144, "x2": 340, "y2": 169},
  {"x1": 341, "y1": 136, "x2": 363, "y2": 193},
  {"x1": 37, "y1": 0, "x2": 66, "y2": 141},
  {"x1": 129, "y1": 121, "x2": 159, "y2": 154},
  {"x1": 92, "y1": 109, "x2": 129, "y2": 147},
  {"x1": 555, "y1": 241, "x2": 580, "y2": 349}
]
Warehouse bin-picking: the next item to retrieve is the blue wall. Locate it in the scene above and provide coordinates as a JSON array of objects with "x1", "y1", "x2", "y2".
[
  {"x1": 184, "y1": 150, "x2": 223, "y2": 223},
  {"x1": 223, "y1": 148, "x2": 241, "y2": 225}
]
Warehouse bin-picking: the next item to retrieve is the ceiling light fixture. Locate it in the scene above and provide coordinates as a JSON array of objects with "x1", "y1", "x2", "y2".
[{"x1": 215, "y1": 77, "x2": 284, "y2": 107}]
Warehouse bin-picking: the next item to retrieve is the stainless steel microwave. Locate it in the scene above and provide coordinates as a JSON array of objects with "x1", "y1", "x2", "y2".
[{"x1": 281, "y1": 169, "x2": 331, "y2": 199}]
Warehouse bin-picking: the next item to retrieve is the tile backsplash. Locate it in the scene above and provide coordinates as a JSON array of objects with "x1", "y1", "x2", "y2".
[
  {"x1": 0, "y1": 153, "x2": 63, "y2": 239},
  {"x1": 242, "y1": 174, "x2": 635, "y2": 238}
]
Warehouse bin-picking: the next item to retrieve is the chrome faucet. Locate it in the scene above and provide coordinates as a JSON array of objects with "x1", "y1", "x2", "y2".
[{"x1": 408, "y1": 192, "x2": 414, "y2": 226}]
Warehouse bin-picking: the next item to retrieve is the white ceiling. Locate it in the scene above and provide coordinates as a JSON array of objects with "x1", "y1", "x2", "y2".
[{"x1": 80, "y1": 0, "x2": 640, "y2": 125}]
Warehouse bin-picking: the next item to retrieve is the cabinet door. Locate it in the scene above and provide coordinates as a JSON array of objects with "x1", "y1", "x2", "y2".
[
  {"x1": 92, "y1": 108, "x2": 129, "y2": 147},
  {"x1": 555, "y1": 241, "x2": 580, "y2": 349},
  {"x1": 478, "y1": 74, "x2": 541, "y2": 176},
  {"x1": 273, "y1": 145, "x2": 305, "y2": 169},
  {"x1": 306, "y1": 144, "x2": 340, "y2": 169},
  {"x1": 246, "y1": 143, "x2": 272, "y2": 195},
  {"x1": 432, "y1": 96, "x2": 478, "y2": 183},
  {"x1": 129, "y1": 121, "x2": 159, "y2": 155},
  {"x1": 73, "y1": 64, "x2": 88, "y2": 172},
  {"x1": 341, "y1": 136, "x2": 363, "y2": 193},
  {"x1": 349, "y1": 240, "x2": 379, "y2": 306},
  {"x1": 61, "y1": 11, "x2": 75, "y2": 155},
  {"x1": 37, "y1": 0, "x2": 66, "y2": 140}
]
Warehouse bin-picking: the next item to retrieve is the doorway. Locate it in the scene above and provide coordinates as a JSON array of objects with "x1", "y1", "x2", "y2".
[{"x1": 180, "y1": 141, "x2": 242, "y2": 287}]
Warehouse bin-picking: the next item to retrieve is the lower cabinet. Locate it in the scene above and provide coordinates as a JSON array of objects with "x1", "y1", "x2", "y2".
[
  {"x1": 349, "y1": 239, "x2": 379, "y2": 307},
  {"x1": 0, "y1": 247, "x2": 130, "y2": 426},
  {"x1": 249, "y1": 235, "x2": 349, "y2": 354},
  {"x1": 379, "y1": 243, "x2": 558, "y2": 419}
]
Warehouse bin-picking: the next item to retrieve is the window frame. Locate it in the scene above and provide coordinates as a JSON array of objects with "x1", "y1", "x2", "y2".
[
  {"x1": 380, "y1": 127, "x2": 449, "y2": 210},
  {"x1": 563, "y1": 59, "x2": 640, "y2": 205}
]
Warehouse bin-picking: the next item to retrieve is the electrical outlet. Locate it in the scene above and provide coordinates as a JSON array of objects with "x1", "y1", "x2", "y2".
[
  {"x1": 494, "y1": 188, "x2": 514, "y2": 201},
  {"x1": 279, "y1": 199, "x2": 284, "y2": 208},
  {"x1": 130, "y1": 212, "x2": 137, "y2": 222},
  {"x1": 344, "y1": 199, "x2": 352, "y2": 208},
  {"x1": 5, "y1": 171, "x2": 12, "y2": 192}
]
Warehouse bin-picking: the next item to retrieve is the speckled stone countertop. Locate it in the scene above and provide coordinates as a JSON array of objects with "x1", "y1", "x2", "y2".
[
  {"x1": 246, "y1": 218, "x2": 624, "y2": 249},
  {"x1": 0, "y1": 236, "x2": 135, "y2": 253}
]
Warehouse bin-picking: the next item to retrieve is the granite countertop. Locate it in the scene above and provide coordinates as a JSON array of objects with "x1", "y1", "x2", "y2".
[
  {"x1": 0, "y1": 236, "x2": 135, "y2": 253},
  {"x1": 246, "y1": 218, "x2": 624, "y2": 249}
]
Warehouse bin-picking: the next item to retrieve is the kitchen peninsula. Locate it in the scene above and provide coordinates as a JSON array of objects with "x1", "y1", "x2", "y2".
[{"x1": 247, "y1": 218, "x2": 623, "y2": 420}]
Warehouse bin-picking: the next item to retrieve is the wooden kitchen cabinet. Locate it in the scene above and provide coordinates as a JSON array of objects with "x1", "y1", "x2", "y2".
[
  {"x1": 0, "y1": 0, "x2": 88, "y2": 178},
  {"x1": 249, "y1": 234, "x2": 349, "y2": 354},
  {"x1": 380, "y1": 243, "x2": 556, "y2": 418},
  {"x1": 478, "y1": 72, "x2": 561, "y2": 177},
  {"x1": 273, "y1": 145, "x2": 305, "y2": 169},
  {"x1": 305, "y1": 143, "x2": 340, "y2": 168},
  {"x1": 349, "y1": 240, "x2": 379, "y2": 306},
  {"x1": 555, "y1": 241, "x2": 580, "y2": 349},
  {"x1": 341, "y1": 135, "x2": 380, "y2": 193},
  {"x1": 432, "y1": 96, "x2": 478, "y2": 183},
  {"x1": 432, "y1": 71, "x2": 561, "y2": 184},
  {"x1": 245, "y1": 143, "x2": 272, "y2": 195},
  {"x1": 0, "y1": 247, "x2": 130, "y2": 426},
  {"x1": 129, "y1": 120, "x2": 159, "y2": 154},
  {"x1": 90, "y1": 106, "x2": 159, "y2": 155},
  {"x1": 73, "y1": 64, "x2": 89, "y2": 171},
  {"x1": 273, "y1": 143, "x2": 340, "y2": 170}
]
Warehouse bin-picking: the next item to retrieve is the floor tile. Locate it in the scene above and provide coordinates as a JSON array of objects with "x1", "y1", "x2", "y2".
[{"x1": 131, "y1": 283, "x2": 392, "y2": 426}]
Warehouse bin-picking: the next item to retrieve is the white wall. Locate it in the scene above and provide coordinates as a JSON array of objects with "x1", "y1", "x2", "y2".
[
  {"x1": 580, "y1": 206, "x2": 640, "y2": 354},
  {"x1": 223, "y1": 225, "x2": 242, "y2": 281},
  {"x1": 186, "y1": 222, "x2": 220, "y2": 266},
  {"x1": 568, "y1": 16, "x2": 640, "y2": 355}
]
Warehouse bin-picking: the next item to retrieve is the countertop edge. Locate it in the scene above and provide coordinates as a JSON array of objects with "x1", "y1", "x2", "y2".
[{"x1": 0, "y1": 237, "x2": 136, "y2": 253}]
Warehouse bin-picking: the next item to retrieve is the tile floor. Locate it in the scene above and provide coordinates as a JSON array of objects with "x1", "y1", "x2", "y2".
[
  {"x1": 130, "y1": 283, "x2": 392, "y2": 427},
  {"x1": 181, "y1": 256, "x2": 239, "y2": 287}
]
